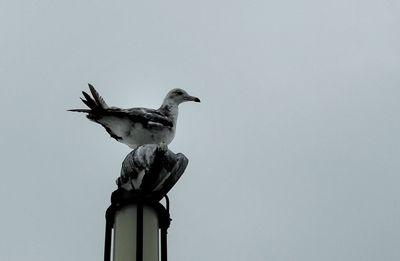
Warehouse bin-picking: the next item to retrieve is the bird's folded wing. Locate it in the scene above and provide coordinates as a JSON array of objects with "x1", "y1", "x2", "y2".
[{"x1": 106, "y1": 107, "x2": 173, "y2": 127}]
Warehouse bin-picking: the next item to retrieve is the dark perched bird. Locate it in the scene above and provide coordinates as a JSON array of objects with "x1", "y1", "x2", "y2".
[{"x1": 69, "y1": 84, "x2": 200, "y2": 148}]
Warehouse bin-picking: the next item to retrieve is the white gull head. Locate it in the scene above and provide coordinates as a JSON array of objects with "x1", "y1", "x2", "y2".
[{"x1": 162, "y1": 88, "x2": 201, "y2": 107}]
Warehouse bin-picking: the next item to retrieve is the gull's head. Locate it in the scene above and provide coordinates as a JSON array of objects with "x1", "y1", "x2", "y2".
[{"x1": 164, "y1": 88, "x2": 201, "y2": 105}]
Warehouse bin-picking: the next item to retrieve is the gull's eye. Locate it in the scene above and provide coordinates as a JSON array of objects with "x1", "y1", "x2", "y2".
[{"x1": 175, "y1": 90, "x2": 184, "y2": 95}]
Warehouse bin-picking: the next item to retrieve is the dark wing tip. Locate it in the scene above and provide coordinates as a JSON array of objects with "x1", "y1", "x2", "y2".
[{"x1": 68, "y1": 109, "x2": 91, "y2": 113}]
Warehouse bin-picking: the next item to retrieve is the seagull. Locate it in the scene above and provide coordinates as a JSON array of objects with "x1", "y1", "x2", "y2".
[{"x1": 69, "y1": 84, "x2": 200, "y2": 149}]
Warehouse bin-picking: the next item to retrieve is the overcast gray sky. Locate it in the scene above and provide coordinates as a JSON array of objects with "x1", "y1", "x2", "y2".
[{"x1": 1, "y1": 1, "x2": 399, "y2": 260}]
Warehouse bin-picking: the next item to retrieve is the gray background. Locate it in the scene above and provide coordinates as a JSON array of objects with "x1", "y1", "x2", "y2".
[{"x1": 1, "y1": 1, "x2": 399, "y2": 260}]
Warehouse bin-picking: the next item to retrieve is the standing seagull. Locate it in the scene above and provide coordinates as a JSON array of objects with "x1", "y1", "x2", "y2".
[{"x1": 69, "y1": 84, "x2": 200, "y2": 149}]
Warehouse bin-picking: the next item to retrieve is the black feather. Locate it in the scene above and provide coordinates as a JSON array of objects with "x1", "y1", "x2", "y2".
[
  {"x1": 68, "y1": 109, "x2": 91, "y2": 113},
  {"x1": 81, "y1": 91, "x2": 99, "y2": 110},
  {"x1": 88, "y1": 84, "x2": 107, "y2": 109},
  {"x1": 80, "y1": 97, "x2": 95, "y2": 110}
]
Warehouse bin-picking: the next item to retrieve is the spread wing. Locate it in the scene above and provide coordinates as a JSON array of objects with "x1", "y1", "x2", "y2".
[{"x1": 69, "y1": 84, "x2": 174, "y2": 142}]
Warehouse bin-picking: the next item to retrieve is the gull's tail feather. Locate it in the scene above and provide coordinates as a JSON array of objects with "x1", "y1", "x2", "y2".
[
  {"x1": 68, "y1": 109, "x2": 91, "y2": 113},
  {"x1": 68, "y1": 84, "x2": 107, "y2": 115},
  {"x1": 88, "y1": 83, "x2": 108, "y2": 109}
]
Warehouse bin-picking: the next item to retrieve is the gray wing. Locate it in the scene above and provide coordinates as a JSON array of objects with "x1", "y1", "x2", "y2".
[
  {"x1": 83, "y1": 107, "x2": 173, "y2": 141},
  {"x1": 105, "y1": 107, "x2": 173, "y2": 128}
]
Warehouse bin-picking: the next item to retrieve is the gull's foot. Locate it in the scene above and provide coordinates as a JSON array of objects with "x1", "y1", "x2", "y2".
[{"x1": 159, "y1": 142, "x2": 168, "y2": 152}]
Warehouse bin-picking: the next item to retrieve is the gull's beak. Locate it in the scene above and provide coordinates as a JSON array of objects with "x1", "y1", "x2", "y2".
[{"x1": 186, "y1": 95, "x2": 201, "y2": 103}]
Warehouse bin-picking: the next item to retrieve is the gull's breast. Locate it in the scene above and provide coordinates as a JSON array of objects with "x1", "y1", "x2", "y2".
[{"x1": 122, "y1": 122, "x2": 175, "y2": 148}]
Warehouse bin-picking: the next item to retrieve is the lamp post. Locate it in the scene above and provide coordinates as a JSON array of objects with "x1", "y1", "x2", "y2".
[{"x1": 103, "y1": 145, "x2": 188, "y2": 261}]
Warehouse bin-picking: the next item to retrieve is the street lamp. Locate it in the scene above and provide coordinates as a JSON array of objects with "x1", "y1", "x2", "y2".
[{"x1": 104, "y1": 144, "x2": 188, "y2": 261}]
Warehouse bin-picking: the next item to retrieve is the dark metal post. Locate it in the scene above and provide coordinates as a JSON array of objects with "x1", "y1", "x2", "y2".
[
  {"x1": 104, "y1": 189, "x2": 171, "y2": 261},
  {"x1": 136, "y1": 203, "x2": 143, "y2": 261},
  {"x1": 104, "y1": 221, "x2": 112, "y2": 261},
  {"x1": 104, "y1": 206, "x2": 114, "y2": 261},
  {"x1": 160, "y1": 228, "x2": 168, "y2": 261}
]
